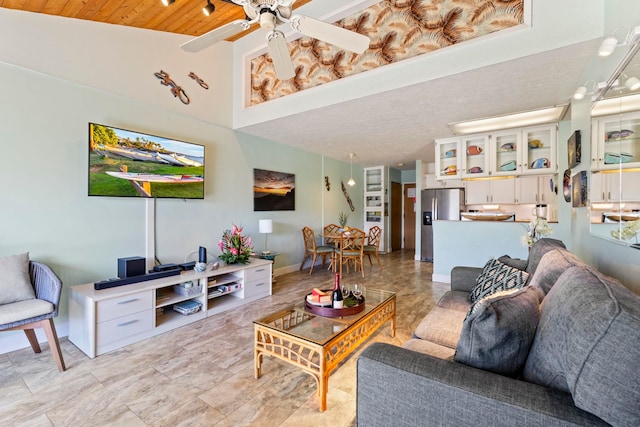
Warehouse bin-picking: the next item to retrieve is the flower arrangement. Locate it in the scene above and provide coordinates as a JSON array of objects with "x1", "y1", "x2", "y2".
[
  {"x1": 218, "y1": 224, "x2": 253, "y2": 264},
  {"x1": 610, "y1": 219, "x2": 640, "y2": 243},
  {"x1": 521, "y1": 218, "x2": 553, "y2": 248}
]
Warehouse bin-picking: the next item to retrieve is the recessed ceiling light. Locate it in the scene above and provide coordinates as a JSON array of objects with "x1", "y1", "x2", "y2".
[{"x1": 448, "y1": 105, "x2": 568, "y2": 135}]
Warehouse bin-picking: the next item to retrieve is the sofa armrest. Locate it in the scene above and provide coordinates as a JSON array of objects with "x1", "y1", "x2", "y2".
[
  {"x1": 450, "y1": 266, "x2": 482, "y2": 292},
  {"x1": 357, "y1": 343, "x2": 608, "y2": 427}
]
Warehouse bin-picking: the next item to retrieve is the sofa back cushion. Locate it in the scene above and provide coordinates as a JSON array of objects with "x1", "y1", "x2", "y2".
[
  {"x1": 528, "y1": 248, "x2": 586, "y2": 296},
  {"x1": 469, "y1": 259, "x2": 529, "y2": 303},
  {"x1": 0, "y1": 253, "x2": 35, "y2": 305},
  {"x1": 525, "y1": 238, "x2": 566, "y2": 277},
  {"x1": 522, "y1": 266, "x2": 640, "y2": 427}
]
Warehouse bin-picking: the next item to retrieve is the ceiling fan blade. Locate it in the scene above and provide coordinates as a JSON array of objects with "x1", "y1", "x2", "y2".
[
  {"x1": 267, "y1": 30, "x2": 295, "y2": 80},
  {"x1": 180, "y1": 20, "x2": 249, "y2": 53},
  {"x1": 290, "y1": 15, "x2": 370, "y2": 53}
]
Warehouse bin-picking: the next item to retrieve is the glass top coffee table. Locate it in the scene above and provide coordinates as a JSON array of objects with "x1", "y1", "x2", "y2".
[{"x1": 253, "y1": 288, "x2": 396, "y2": 411}]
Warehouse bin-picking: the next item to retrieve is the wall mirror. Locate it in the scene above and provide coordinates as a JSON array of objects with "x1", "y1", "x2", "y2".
[{"x1": 590, "y1": 36, "x2": 640, "y2": 248}]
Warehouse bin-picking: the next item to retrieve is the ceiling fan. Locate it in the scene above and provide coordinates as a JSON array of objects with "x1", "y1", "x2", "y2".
[{"x1": 180, "y1": 0, "x2": 371, "y2": 80}]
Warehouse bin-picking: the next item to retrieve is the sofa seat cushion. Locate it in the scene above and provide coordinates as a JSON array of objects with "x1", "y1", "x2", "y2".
[
  {"x1": 522, "y1": 266, "x2": 640, "y2": 427},
  {"x1": 0, "y1": 298, "x2": 54, "y2": 326},
  {"x1": 402, "y1": 338, "x2": 455, "y2": 360},
  {"x1": 470, "y1": 258, "x2": 529, "y2": 303},
  {"x1": 528, "y1": 248, "x2": 586, "y2": 296},
  {"x1": 454, "y1": 286, "x2": 540, "y2": 377},
  {"x1": 413, "y1": 306, "x2": 466, "y2": 349},
  {"x1": 436, "y1": 291, "x2": 469, "y2": 313}
]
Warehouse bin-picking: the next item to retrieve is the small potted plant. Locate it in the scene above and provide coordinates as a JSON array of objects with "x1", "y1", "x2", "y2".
[
  {"x1": 338, "y1": 211, "x2": 350, "y2": 229},
  {"x1": 218, "y1": 224, "x2": 253, "y2": 264}
]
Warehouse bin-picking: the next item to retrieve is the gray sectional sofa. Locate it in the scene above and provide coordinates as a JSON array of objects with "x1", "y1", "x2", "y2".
[{"x1": 357, "y1": 239, "x2": 640, "y2": 426}]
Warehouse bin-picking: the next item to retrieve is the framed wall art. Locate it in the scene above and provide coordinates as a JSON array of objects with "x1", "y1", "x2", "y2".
[
  {"x1": 253, "y1": 168, "x2": 295, "y2": 211},
  {"x1": 568, "y1": 130, "x2": 582, "y2": 168},
  {"x1": 572, "y1": 170, "x2": 588, "y2": 207}
]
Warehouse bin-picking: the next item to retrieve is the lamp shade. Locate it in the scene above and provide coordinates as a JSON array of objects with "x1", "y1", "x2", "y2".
[{"x1": 259, "y1": 219, "x2": 273, "y2": 234}]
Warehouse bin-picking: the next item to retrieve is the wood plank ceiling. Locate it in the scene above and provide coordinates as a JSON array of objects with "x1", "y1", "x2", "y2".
[{"x1": 0, "y1": 0, "x2": 312, "y2": 39}]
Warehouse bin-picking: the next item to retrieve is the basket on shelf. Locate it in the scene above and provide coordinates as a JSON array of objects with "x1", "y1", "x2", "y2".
[
  {"x1": 173, "y1": 299, "x2": 202, "y2": 315},
  {"x1": 173, "y1": 281, "x2": 203, "y2": 296}
]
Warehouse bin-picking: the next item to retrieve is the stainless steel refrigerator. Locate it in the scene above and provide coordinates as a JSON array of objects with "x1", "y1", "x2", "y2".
[{"x1": 421, "y1": 188, "x2": 465, "y2": 262}]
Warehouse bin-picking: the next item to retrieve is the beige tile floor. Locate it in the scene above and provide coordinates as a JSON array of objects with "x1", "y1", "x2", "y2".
[{"x1": 0, "y1": 250, "x2": 448, "y2": 427}]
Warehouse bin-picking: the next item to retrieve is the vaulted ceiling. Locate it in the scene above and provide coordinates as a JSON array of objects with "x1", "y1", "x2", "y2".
[{"x1": 0, "y1": 1, "x2": 607, "y2": 170}]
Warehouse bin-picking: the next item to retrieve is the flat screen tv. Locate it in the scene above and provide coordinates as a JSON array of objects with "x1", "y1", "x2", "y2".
[{"x1": 88, "y1": 123, "x2": 205, "y2": 199}]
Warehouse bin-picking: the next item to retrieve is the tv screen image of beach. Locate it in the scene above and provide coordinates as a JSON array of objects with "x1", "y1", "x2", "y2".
[{"x1": 88, "y1": 123, "x2": 205, "y2": 199}]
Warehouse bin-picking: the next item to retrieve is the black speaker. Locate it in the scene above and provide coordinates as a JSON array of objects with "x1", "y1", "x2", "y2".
[
  {"x1": 118, "y1": 256, "x2": 146, "y2": 278},
  {"x1": 199, "y1": 246, "x2": 207, "y2": 263}
]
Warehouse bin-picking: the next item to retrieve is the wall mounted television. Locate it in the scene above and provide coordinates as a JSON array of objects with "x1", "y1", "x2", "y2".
[{"x1": 88, "y1": 123, "x2": 205, "y2": 199}]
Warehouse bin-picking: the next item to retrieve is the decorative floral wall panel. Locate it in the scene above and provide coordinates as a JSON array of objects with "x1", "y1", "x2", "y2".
[{"x1": 250, "y1": 0, "x2": 524, "y2": 105}]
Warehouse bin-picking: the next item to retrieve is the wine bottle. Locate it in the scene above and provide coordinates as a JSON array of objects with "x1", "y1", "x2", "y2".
[{"x1": 332, "y1": 273, "x2": 343, "y2": 309}]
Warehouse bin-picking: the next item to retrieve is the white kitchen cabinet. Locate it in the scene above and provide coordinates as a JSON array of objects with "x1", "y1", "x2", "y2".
[
  {"x1": 425, "y1": 173, "x2": 464, "y2": 189},
  {"x1": 591, "y1": 111, "x2": 640, "y2": 171},
  {"x1": 435, "y1": 137, "x2": 462, "y2": 180},
  {"x1": 465, "y1": 178, "x2": 515, "y2": 205},
  {"x1": 490, "y1": 125, "x2": 557, "y2": 176},
  {"x1": 461, "y1": 134, "x2": 491, "y2": 178},
  {"x1": 364, "y1": 166, "x2": 387, "y2": 252},
  {"x1": 591, "y1": 171, "x2": 640, "y2": 203},
  {"x1": 516, "y1": 175, "x2": 556, "y2": 205}
]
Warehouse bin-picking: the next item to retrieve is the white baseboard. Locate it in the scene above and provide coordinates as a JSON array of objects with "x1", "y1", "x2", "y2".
[
  {"x1": 1, "y1": 321, "x2": 69, "y2": 355},
  {"x1": 432, "y1": 273, "x2": 451, "y2": 284}
]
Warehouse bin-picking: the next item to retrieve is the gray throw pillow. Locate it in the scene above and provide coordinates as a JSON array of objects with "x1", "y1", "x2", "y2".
[
  {"x1": 0, "y1": 253, "x2": 35, "y2": 305},
  {"x1": 455, "y1": 286, "x2": 540, "y2": 377},
  {"x1": 470, "y1": 258, "x2": 530, "y2": 303}
]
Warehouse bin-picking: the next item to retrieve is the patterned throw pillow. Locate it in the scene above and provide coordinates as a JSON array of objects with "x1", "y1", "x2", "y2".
[{"x1": 470, "y1": 258, "x2": 530, "y2": 303}]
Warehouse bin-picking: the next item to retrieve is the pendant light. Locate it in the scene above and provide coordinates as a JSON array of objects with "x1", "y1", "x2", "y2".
[
  {"x1": 203, "y1": 0, "x2": 215, "y2": 16},
  {"x1": 347, "y1": 152, "x2": 356, "y2": 186}
]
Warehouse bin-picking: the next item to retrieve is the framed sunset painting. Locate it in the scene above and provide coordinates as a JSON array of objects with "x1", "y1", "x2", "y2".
[{"x1": 253, "y1": 169, "x2": 295, "y2": 211}]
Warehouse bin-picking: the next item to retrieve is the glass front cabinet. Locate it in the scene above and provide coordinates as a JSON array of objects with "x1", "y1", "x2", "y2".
[
  {"x1": 436, "y1": 124, "x2": 557, "y2": 179},
  {"x1": 363, "y1": 166, "x2": 386, "y2": 252},
  {"x1": 591, "y1": 111, "x2": 640, "y2": 170}
]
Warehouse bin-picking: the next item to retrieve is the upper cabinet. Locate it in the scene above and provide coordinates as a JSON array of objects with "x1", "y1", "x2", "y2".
[
  {"x1": 436, "y1": 124, "x2": 558, "y2": 179},
  {"x1": 435, "y1": 137, "x2": 462, "y2": 180},
  {"x1": 364, "y1": 166, "x2": 387, "y2": 252},
  {"x1": 591, "y1": 111, "x2": 640, "y2": 170}
]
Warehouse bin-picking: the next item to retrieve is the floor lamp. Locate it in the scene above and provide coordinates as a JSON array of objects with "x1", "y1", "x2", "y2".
[{"x1": 259, "y1": 219, "x2": 273, "y2": 255}]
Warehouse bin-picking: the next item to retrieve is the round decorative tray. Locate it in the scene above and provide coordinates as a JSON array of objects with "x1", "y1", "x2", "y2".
[{"x1": 304, "y1": 292, "x2": 365, "y2": 317}]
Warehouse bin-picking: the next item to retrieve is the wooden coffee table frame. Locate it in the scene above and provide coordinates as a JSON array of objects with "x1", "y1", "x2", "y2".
[{"x1": 254, "y1": 293, "x2": 396, "y2": 411}]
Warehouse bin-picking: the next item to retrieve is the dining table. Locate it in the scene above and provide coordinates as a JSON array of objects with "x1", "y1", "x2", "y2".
[{"x1": 320, "y1": 230, "x2": 368, "y2": 277}]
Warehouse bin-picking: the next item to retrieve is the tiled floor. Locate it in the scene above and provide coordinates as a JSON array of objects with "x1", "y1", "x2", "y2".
[{"x1": 0, "y1": 250, "x2": 448, "y2": 427}]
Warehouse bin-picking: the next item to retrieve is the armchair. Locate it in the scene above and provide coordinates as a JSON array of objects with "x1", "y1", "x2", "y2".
[{"x1": 0, "y1": 261, "x2": 66, "y2": 371}]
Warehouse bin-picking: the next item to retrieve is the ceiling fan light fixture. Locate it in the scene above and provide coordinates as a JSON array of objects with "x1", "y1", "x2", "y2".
[
  {"x1": 203, "y1": 1, "x2": 215, "y2": 16},
  {"x1": 161, "y1": 0, "x2": 175, "y2": 6}
]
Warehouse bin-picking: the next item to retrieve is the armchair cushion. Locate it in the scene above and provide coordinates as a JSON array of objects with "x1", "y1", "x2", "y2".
[
  {"x1": 0, "y1": 299, "x2": 54, "y2": 326},
  {"x1": 0, "y1": 253, "x2": 35, "y2": 305}
]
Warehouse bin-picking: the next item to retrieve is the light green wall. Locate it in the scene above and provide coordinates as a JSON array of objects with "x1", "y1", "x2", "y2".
[{"x1": 0, "y1": 61, "x2": 359, "y2": 349}]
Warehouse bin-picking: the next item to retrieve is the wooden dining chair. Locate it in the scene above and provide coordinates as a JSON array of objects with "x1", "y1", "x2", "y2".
[
  {"x1": 339, "y1": 228, "x2": 366, "y2": 278},
  {"x1": 300, "y1": 227, "x2": 334, "y2": 274},
  {"x1": 364, "y1": 225, "x2": 382, "y2": 268},
  {"x1": 323, "y1": 224, "x2": 341, "y2": 246}
]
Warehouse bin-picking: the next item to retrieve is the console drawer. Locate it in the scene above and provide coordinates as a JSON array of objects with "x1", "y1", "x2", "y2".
[
  {"x1": 96, "y1": 309, "x2": 153, "y2": 346},
  {"x1": 245, "y1": 265, "x2": 270, "y2": 283},
  {"x1": 97, "y1": 291, "x2": 153, "y2": 323},
  {"x1": 244, "y1": 277, "x2": 270, "y2": 299}
]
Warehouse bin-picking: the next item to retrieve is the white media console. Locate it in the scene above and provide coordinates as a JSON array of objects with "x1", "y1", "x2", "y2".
[{"x1": 68, "y1": 258, "x2": 272, "y2": 358}]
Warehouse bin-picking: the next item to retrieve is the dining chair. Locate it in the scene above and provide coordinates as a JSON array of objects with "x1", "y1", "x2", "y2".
[
  {"x1": 364, "y1": 225, "x2": 382, "y2": 268},
  {"x1": 339, "y1": 228, "x2": 366, "y2": 278},
  {"x1": 300, "y1": 227, "x2": 334, "y2": 274},
  {"x1": 0, "y1": 258, "x2": 66, "y2": 372},
  {"x1": 323, "y1": 224, "x2": 341, "y2": 245}
]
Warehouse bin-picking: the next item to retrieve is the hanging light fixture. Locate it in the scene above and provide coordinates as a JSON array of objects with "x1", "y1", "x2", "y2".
[
  {"x1": 203, "y1": 0, "x2": 215, "y2": 16},
  {"x1": 161, "y1": 0, "x2": 175, "y2": 6},
  {"x1": 347, "y1": 153, "x2": 356, "y2": 186}
]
